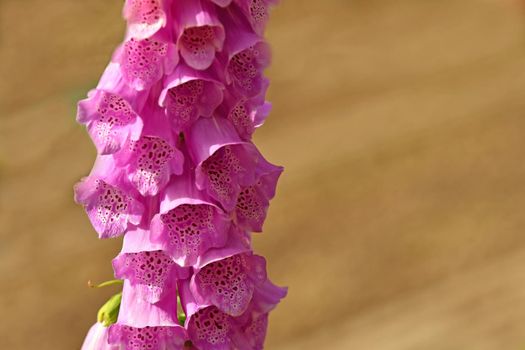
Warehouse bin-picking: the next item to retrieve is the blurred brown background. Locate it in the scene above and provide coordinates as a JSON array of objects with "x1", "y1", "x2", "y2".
[{"x1": 2, "y1": 0, "x2": 525, "y2": 349}]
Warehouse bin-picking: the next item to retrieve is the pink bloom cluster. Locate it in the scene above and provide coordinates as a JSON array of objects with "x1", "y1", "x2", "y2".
[{"x1": 76, "y1": 1, "x2": 285, "y2": 349}]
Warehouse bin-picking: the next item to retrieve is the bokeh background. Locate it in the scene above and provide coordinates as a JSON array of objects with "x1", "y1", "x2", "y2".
[{"x1": 2, "y1": 0, "x2": 525, "y2": 349}]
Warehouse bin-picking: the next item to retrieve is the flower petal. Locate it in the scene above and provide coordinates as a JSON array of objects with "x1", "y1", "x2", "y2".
[
  {"x1": 77, "y1": 64, "x2": 145, "y2": 155},
  {"x1": 159, "y1": 62, "x2": 224, "y2": 131},
  {"x1": 112, "y1": 250, "x2": 177, "y2": 304},
  {"x1": 108, "y1": 323, "x2": 187, "y2": 350},
  {"x1": 227, "y1": 41, "x2": 271, "y2": 98},
  {"x1": 187, "y1": 306, "x2": 235, "y2": 350},
  {"x1": 74, "y1": 172, "x2": 144, "y2": 239},
  {"x1": 173, "y1": 0, "x2": 225, "y2": 70},
  {"x1": 115, "y1": 36, "x2": 177, "y2": 91},
  {"x1": 114, "y1": 106, "x2": 184, "y2": 196},
  {"x1": 81, "y1": 323, "x2": 119, "y2": 350},
  {"x1": 235, "y1": 158, "x2": 282, "y2": 232},
  {"x1": 187, "y1": 118, "x2": 262, "y2": 211},
  {"x1": 233, "y1": 0, "x2": 278, "y2": 35},
  {"x1": 123, "y1": 0, "x2": 168, "y2": 40},
  {"x1": 117, "y1": 280, "x2": 179, "y2": 328},
  {"x1": 150, "y1": 173, "x2": 231, "y2": 267},
  {"x1": 210, "y1": 0, "x2": 232, "y2": 7},
  {"x1": 192, "y1": 253, "x2": 256, "y2": 317}
]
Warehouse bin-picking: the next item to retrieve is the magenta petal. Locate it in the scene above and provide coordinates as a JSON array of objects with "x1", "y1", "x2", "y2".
[
  {"x1": 150, "y1": 172, "x2": 231, "y2": 267},
  {"x1": 123, "y1": 0, "x2": 168, "y2": 40},
  {"x1": 252, "y1": 279, "x2": 287, "y2": 314},
  {"x1": 78, "y1": 90, "x2": 143, "y2": 155},
  {"x1": 74, "y1": 175, "x2": 144, "y2": 239},
  {"x1": 187, "y1": 118, "x2": 261, "y2": 211},
  {"x1": 214, "y1": 77, "x2": 270, "y2": 141},
  {"x1": 234, "y1": 312, "x2": 268, "y2": 350},
  {"x1": 211, "y1": 0, "x2": 232, "y2": 7},
  {"x1": 114, "y1": 106, "x2": 184, "y2": 196},
  {"x1": 112, "y1": 250, "x2": 176, "y2": 304},
  {"x1": 186, "y1": 116, "x2": 243, "y2": 165},
  {"x1": 81, "y1": 323, "x2": 119, "y2": 350},
  {"x1": 151, "y1": 205, "x2": 229, "y2": 267},
  {"x1": 125, "y1": 136, "x2": 183, "y2": 196},
  {"x1": 117, "y1": 227, "x2": 192, "y2": 286},
  {"x1": 225, "y1": 102, "x2": 255, "y2": 140},
  {"x1": 235, "y1": 158, "x2": 283, "y2": 232},
  {"x1": 158, "y1": 170, "x2": 219, "y2": 211},
  {"x1": 220, "y1": 9, "x2": 271, "y2": 97},
  {"x1": 187, "y1": 306, "x2": 235, "y2": 350},
  {"x1": 233, "y1": 0, "x2": 278, "y2": 35},
  {"x1": 227, "y1": 41, "x2": 271, "y2": 98},
  {"x1": 182, "y1": 277, "x2": 281, "y2": 350},
  {"x1": 194, "y1": 225, "x2": 251, "y2": 269},
  {"x1": 192, "y1": 253, "x2": 255, "y2": 317},
  {"x1": 116, "y1": 36, "x2": 177, "y2": 91},
  {"x1": 108, "y1": 323, "x2": 187, "y2": 350},
  {"x1": 120, "y1": 226, "x2": 163, "y2": 253},
  {"x1": 117, "y1": 280, "x2": 179, "y2": 327},
  {"x1": 77, "y1": 64, "x2": 145, "y2": 155},
  {"x1": 172, "y1": 0, "x2": 225, "y2": 70},
  {"x1": 190, "y1": 253, "x2": 269, "y2": 318},
  {"x1": 159, "y1": 62, "x2": 224, "y2": 131}
]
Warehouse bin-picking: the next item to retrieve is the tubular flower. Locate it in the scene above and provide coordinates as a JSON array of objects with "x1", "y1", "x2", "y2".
[{"x1": 76, "y1": 0, "x2": 285, "y2": 349}]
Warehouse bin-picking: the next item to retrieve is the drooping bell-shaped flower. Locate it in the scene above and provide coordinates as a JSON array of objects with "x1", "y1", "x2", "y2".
[
  {"x1": 234, "y1": 152, "x2": 282, "y2": 232},
  {"x1": 180, "y1": 277, "x2": 286, "y2": 350},
  {"x1": 114, "y1": 31, "x2": 178, "y2": 91},
  {"x1": 123, "y1": 0, "x2": 170, "y2": 40},
  {"x1": 220, "y1": 7, "x2": 271, "y2": 98},
  {"x1": 108, "y1": 323, "x2": 188, "y2": 350},
  {"x1": 233, "y1": 0, "x2": 278, "y2": 36},
  {"x1": 172, "y1": 0, "x2": 225, "y2": 70},
  {"x1": 159, "y1": 62, "x2": 224, "y2": 132},
  {"x1": 77, "y1": 63, "x2": 145, "y2": 155},
  {"x1": 74, "y1": 156, "x2": 145, "y2": 239},
  {"x1": 217, "y1": 84, "x2": 271, "y2": 141},
  {"x1": 191, "y1": 252, "x2": 268, "y2": 316},
  {"x1": 113, "y1": 102, "x2": 184, "y2": 196},
  {"x1": 113, "y1": 227, "x2": 190, "y2": 303},
  {"x1": 82, "y1": 323, "x2": 120, "y2": 350},
  {"x1": 187, "y1": 117, "x2": 277, "y2": 212},
  {"x1": 150, "y1": 171, "x2": 232, "y2": 267}
]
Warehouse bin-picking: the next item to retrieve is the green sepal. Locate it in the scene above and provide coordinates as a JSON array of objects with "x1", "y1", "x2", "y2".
[
  {"x1": 97, "y1": 292, "x2": 122, "y2": 327},
  {"x1": 177, "y1": 295, "x2": 186, "y2": 326},
  {"x1": 178, "y1": 312, "x2": 187, "y2": 326}
]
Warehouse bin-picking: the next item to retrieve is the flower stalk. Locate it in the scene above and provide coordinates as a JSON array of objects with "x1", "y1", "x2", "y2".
[{"x1": 77, "y1": 1, "x2": 285, "y2": 349}]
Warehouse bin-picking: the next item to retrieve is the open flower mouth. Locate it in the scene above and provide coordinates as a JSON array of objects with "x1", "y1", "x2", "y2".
[
  {"x1": 154, "y1": 203, "x2": 229, "y2": 267},
  {"x1": 195, "y1": 254, "x2": 255, "y2": 317},
  {"x1": 179, "y1": 25, "x2": 224, "y2": 70},
  {"x1": 75, "y1": 177, "x2": 144, "y2": 239},
  {"x1": 124, "y1": 0, "x2": 167, "y2": 40},
  {"x1": 113, "y1": 250, "x2": 175, "y2": 304},
  {"x1": 201, "y1": 145, "x2": 252, "y2": 211},
  {"x1": 165, "y1": 79, "x2": 223, "y2": 131},
  {"x1": 227, "y1": 42, "x2": 270, "y2": 98},
  {"x1": 121, "y1": 38, "x2": 169, "y2": 90},
  {"x1": 128, "y1": 135, "x2": 179, "y2": 196}
]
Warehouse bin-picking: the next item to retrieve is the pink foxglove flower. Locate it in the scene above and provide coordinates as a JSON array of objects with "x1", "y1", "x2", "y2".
[
  {"x1": 76, "y1": 0, "x2": 285, "y2": 349},
  {"x1": 82, "y1": 323, "x2": 120, "y2": 350},
  {"x1": 159, "y1": 62, "x2": 224, "y2": 132},
  {"x1": 172, "y1": 0, "x2": 225, "y2": 70},
  {"x1": 180, "y1": 277, "x2": 285, "y2": 350},
  {"x1": 123, "y1": 0, "x2": 169, "y2": 40}
]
